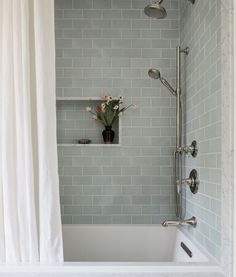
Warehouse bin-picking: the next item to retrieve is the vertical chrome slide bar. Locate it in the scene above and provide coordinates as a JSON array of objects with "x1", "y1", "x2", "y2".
[
  {"x1": 175, "y1": 47, "x2": 182, "y2": 219},
  {"x1": 176, "y1": 46, "x2": 181, "y2": 148},
  {"x1": 175, "y1": 46, "x2": 189, "y2": 220}
]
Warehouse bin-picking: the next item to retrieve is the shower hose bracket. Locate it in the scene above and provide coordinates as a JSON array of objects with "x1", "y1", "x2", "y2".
[
  {"x1": 177, "y1": 140, "x2": 198, "y2": 157},
  {"x1": 180, "y1": 47, "x2": 189, "y2": 55}
]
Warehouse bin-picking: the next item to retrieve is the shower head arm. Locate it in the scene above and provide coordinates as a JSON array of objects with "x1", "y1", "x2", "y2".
[{"x1": 160, "y1": 77, "x2": 176, "y2": 96}]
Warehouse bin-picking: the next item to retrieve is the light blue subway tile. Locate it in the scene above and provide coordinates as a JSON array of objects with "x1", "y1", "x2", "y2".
[
  {"x1": 83, "y1": 29, "x2": 102, "y2": 38},
  {"x1": 64, "y1": 49, "x2": 83, "y2": 58},
  {"x1": 64, "y1": 186, "x2": 83, "y2": 195},
  {"x1": 73, "y1": 0, "x2": 93, "y2": 9},
  {"x1": 92, "y1": 176, "x2": 112, "y2": 185},
  {"x1": 102, "y1": 185, "x2": 122, "y2": 195},
  {"x1": 72, "y1": 39, "x2": 93, "y2": 48},
  {"x1": 122, "y1": 185, "x2": 142, "y2": 195},
  {"x1": 73, "y1": 176, "x2": 92, "y2": 186},
  {"x1": 160, "y1": 205, "x2": 175, "y2": 214},
  {"x1": 122, "y1": 206, "x2": 141, "y2": 215},
  {"x1": 122, "y1": 10, "x2": 141, "y2": 19},
  {"x1": 132, "y1": 20, "x2": 150, "y2": 29},
  {"x1": 55, "y1": 0, "x2": 72, "y2": 9},
  {"x1": 142, "y1": 205, "x2": 160, "y2": 215},
  {"x1": 63, "y1": 167, "x2": 82, "y2": 176},
  {"x1": 93, "y1": 0, "x2": 111, "y2": 9},
  {"x1": 122, "y1": 49, "x2": 141, "y2": 58},
  {"x1": 83, "y1": 185, "x2": 102, "y2": 195},
  {"x1": 83, "y1": 49, "x2": 102, "y2": 57},
  {"x1": 73, "y1": 216, "x2": 93, "y2": 224},
  {"x1": 132, "y1": 216, "x2": 151, "y2": 224},
  {"x1": 152, "y1": 195, "x2": 170, "y2": 205},
  {"x1": 132, "y1": 176, "x2": 151, "y2": 185},
  {"x1": 112, "y1": 176, "x2": 131, "y2": 185},
  {"x1": 122, "y1": 29, "x2": 141, "y2": 39},
  {"x1": 102, "y1": 206, "x2": 122, "y2": 215},
  {"x1": 64, "y1": 206, "x2": 83, "y2": 215},
  {"x1": 142, "y1": 185, "x2": 160, "y2": 195},
  {"x1": 83, "y1": 206, "x2": 102, "y2": 215},
  {"x1": 59, "y1": 176, "x2": 73, "y2": 186},
  {"x1": 93, "y1": 196, "x2": 113, "y2": 205},
  {"x1": 142, "y1": 49, "x2": 161, "y2": 58},
  {"x1": 73, "y1": 196, "x2": 93, "y2": 205},
  {"x1": 61, "y1": 216, "x2": 72, "y2": 224},
  {"x1": 112, "y1": 0, "x2": 131, "y2": 9},
  {"x1": 122, "y1": 166, "x2": 141, "y2": 176},
  {"x1": 55, "y1": 10, "x2": 63, "y2": 19},
  {"x1": 56, "y1": 39, "x2": 72, "y2": 49},
  {"x1": 92, "y1": 57, "x2": 111, "y2": 67},
  {"x1": 64, "y1": 68, "x2": 83, "y2": 78},
  {"x1": 113, "y1": 196, "x2": 131, "y2": 205},
  {"x1": 83, "y1": 10, "x2": 102, "y2": 18},
  {"x1": 112, "y1": 216, "x2": 132, "y2": 224},
  {"x1": 83, "y1": 167, "x2": 102, "y2": 175},
  {"x1": 102, "y1": 29, "x2": 122, "y2": 38},
  {"x1": 103, "y1": 10, "x2": 122, "y2": 19},
  {"x1": 93, "y1": 216, "x2": 112, "y2": 224},
  {"x1": 58, "y1": 156, "x2": 72, "y2": 166},
  {"x1": 93, "y1": 39, "x2": 112, "y2": 48},
  {"x1": 60, "y1": 196, "x2": 73, "y2": 205},
  {"x1": 64, "y1": 10, "x2": 83, "y2": 18},
  {"x1": 103, "y1": 167, "x2": 122, "y2": 175},
  {"x1": 55, "y1": 19, "x2": 73, "y2": 29},
  {"x1": 92, "y1": 19, "x2": 112, "y2": 28},
  {"x1": 132, "y1": 195, "x2": 151, "y2": 205}
]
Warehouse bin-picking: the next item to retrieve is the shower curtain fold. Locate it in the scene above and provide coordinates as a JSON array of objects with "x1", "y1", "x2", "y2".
[{"x1": 0, "y1": 0, "x2": 63, "y2": 263}]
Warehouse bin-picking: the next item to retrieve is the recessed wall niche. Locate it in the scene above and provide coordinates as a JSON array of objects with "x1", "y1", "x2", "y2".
[{"x1": 56, "y1": 98, "x2": 120, "y2": 145}]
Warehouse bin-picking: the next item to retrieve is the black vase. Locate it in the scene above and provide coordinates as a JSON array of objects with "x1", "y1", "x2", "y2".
[{"x1": 102, "y1": 126, "x2": 115, "y2": 144}]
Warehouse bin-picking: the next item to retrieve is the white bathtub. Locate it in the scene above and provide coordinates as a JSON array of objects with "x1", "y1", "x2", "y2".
[
  {"x1": 63, "y1": 224, "x2": 209, "y2": 262},
  {"x1": 0, "y1": 225, "x2": 223, "y2": 277}
]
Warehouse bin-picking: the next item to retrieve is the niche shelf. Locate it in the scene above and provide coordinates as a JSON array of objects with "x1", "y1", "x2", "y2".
[{"x1": 56, "y1": 97, "x2": 121, "y2": 147}]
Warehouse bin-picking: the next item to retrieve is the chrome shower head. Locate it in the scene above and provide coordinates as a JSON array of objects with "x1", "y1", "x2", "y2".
[
  {"x1": 144, "y1": 0, "x2": 195, "y2": 19},
  {"x1": 148, "y1": 68, "x2": 176, "y2": 96},
  {"x1": 144, "y1": 0, "x2": 167, "y2": 19},
  {"x1": 148, "y1": 68, "x2": 161, "y2": 80}
]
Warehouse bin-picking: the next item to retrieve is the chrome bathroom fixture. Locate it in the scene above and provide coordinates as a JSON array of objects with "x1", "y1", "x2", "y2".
[
  {"x1": 148, "y1": 46, "x2": 198, "y2": 227},
  {"x1": 162, "y1": 216, "x2": 197, "y2": 228},
  {"x1": 148, "y1": 47, "x2": 189, "y2": 220},
  {"x1": 148, "y1": 68, "x2": 176, "y2": 96},
  {"x1": 177, "y1": 140, "x2": 198, "y2": 157},
  {"x1": 144, "y1": 0, "x2": 167, "y2": 19},
  {"x1": 176, "y1": 169, "x2": 199, "y2": 194},
  {"x1": 144, "y1": 0, "x2": 195, "y2": 19},
  {"x1": 148, "y1": 46, "x2": 189, "y2": 150}
]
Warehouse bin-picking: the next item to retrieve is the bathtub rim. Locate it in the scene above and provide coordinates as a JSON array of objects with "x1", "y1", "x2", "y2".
[{"x1": 0, "y1": 262, "x2": 223, "y2": 274}]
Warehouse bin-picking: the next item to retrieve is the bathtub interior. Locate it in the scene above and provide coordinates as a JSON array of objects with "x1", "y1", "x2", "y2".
[{"x1": 62, "y1": 225, "x2": 210, "y2": 263}]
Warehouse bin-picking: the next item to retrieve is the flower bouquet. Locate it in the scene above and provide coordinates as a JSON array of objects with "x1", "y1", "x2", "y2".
[{"x1": 86, "y1": 95, "x2": 135, "y2": 144}]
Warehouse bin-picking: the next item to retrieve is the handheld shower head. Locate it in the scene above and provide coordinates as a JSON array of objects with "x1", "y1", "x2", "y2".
[
  {"x1": 148, "y1": 68, "x2": 161, "y2": 79},
  {"x1": 144, "y1": 0, "x2": 167, "y2": 19},
  {"x1": 160, "y1": 77, "x2": 176, "y2": 96},
  {"x1": 148, "y1": 68, "x2": 176, "y2": 96}
]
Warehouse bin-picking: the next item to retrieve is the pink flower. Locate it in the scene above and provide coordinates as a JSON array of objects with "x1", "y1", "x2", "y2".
[{"x1": 96, "y1": 106, "x2": 102, "y2": 112}]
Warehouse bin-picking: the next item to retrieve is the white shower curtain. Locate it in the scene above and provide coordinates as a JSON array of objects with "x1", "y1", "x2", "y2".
[{"x1": 0, "y1": 0, "x2": 63, "y2": 263}]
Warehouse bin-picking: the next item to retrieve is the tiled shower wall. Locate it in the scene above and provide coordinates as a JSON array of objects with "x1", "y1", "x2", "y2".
[
  {"x1": 55, "y1": 0, "x2": 179, "y2": 224},
  {"x1": 180, "y1": 0, "x2": 222, "y2": 260}
]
